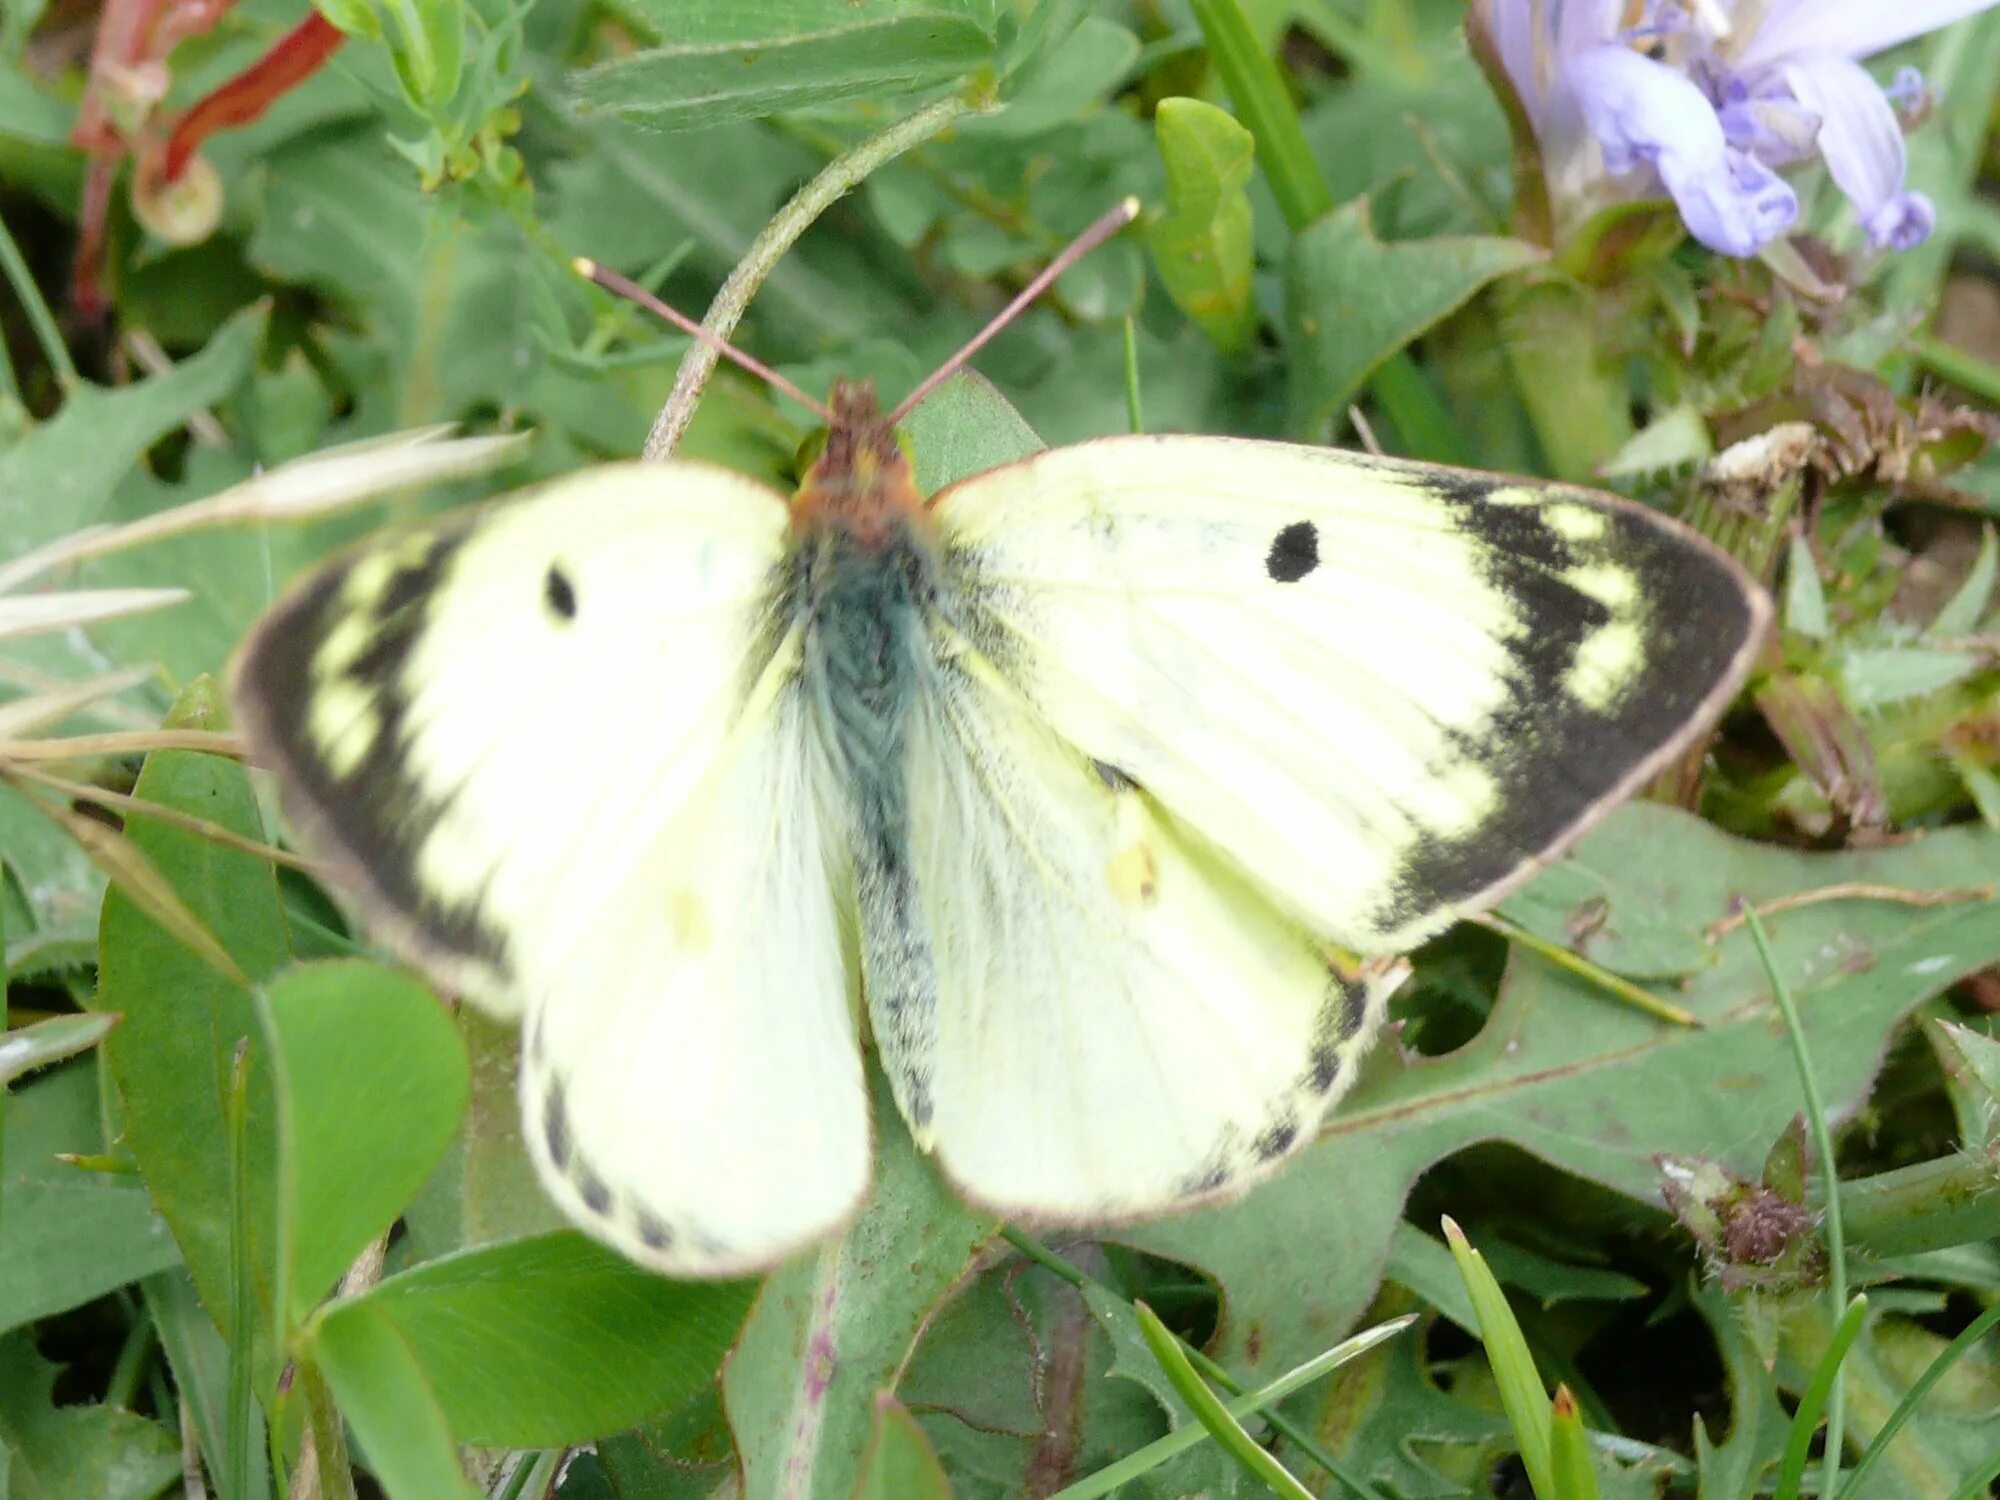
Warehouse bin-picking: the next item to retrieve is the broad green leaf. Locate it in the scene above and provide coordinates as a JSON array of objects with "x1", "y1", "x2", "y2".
[
  {"x1": 573, "y1": 1, "x2": 996, "y2": 130},
  {"x1": 724, "y1": 1073, "x2": 992, "y2": 1500},
  {"x1": 316, "y1": 1232, "x2": 755, "y2": 1445},
  {"x1": 0, "y1": 1331, "x2": 178, "y2": 1500},
  {"x1": 1285, "y1": 197, "x2": 1540, "y2": 434},
  {"x1": 311, "y1": 1306, "x2": 474, "y2": 1500},
  {"x1": 0, "y1": 1063, "x2": 179, "y2": 1331},
  {"x1": 0, "y1": 305, "x2": 261, "y2": 557},
  {"x1": 1116, "y1": 804, "x2": 2000, "y2": 1378},
  {"x1": 853, "y1": 1395, "x2": 953, "y2": 1500},
  {"x1": 90, "y1": 679, "x2": 291, "y2": 1385},
  {"x1": 267, "y1": 960, "x2": 469, "y2": 1321},
  {"x1": 1148, "y1": 98, "x2": 1258, "y2": 353}
]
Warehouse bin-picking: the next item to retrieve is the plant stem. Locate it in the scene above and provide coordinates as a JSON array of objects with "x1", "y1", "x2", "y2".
[
  {"x1": 643, "y1": 89, "x2": 989, "y2": 460},
  {"x1": 1744, "y1": 907, "x2": 1850, "y2": 1499}
]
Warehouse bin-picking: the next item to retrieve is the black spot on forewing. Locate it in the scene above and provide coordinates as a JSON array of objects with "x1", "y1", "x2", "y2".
[
  {"x1": 544, "y1": 564, "x2": 577, "y2": 622},
  {"x1": 1371, "y1": 485, "x2": 1760, "y2": 933},
  {"x1": 1265, "y1": 521, "x2": 1320, "y2": 582}
]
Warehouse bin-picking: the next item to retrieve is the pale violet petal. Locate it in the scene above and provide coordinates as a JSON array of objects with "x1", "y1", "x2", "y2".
[
  {"x1": 1865, "y1": 188, "x2": 1936, "y2": 248},
  {"x1": 1775, "y1": 50, "x2": 1930, "y2": 247},
  {"x1": 1567, "y1": 44, "x2": 1798, "y2": 254},
  {"x1": 1740, "y1": 0, "x2": 2000, "y2": 68}
]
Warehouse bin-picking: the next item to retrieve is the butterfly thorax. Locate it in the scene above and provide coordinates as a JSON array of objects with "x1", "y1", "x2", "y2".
[
  {"x1": 790, "y1": 380, "x2": 930, "y2": 553},
  {"x1": 792, "y1": 381, "x2": 939, "y2": 868}
]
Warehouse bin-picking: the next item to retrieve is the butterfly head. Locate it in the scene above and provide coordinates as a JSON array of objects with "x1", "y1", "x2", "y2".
[{"x1": 791, "y1": 378, "x2": 929, "y2": 552}]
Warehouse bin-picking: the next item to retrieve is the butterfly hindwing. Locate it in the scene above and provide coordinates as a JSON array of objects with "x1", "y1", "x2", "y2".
[
  {"x1": 862, "y1": 625, "x2": 1406, "y2": 1220},
  {"x1": 231, "y1": 462, "x2": 871, "y2": 1274},
  {"x1": 933, "y1": 435, "x2": 1770, "y2": 955}
]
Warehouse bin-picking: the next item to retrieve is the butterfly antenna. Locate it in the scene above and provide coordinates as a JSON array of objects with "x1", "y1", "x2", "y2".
[
  {"x1": 573, "y1": 258, "x2": 835, "y2": 424},
  {"x1": 885, "y1": 197, "x2": 1142, "y2": 427}
]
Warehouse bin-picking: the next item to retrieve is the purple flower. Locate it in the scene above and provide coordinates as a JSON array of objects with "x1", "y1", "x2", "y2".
[{"x1": 1477, "y1": 0, "x2": 1998, "y2": 256}]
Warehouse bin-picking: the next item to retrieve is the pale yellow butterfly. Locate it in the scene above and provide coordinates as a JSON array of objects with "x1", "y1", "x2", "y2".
[{"x1": 230, "y1": 204, "x2": 1770, "y2": 1276}]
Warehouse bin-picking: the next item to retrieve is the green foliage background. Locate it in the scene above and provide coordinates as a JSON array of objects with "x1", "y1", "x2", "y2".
[{"x1": 2, "y1": 1, "x2": 1999, "y2": 1496}]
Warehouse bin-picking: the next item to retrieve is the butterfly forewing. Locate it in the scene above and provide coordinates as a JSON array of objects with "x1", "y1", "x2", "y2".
[
  {"x1": 231, "y1": 462, "x2": 871, "y2": 1274},
  {"x1": 933, "y1": 435, "x2": 1770, "y2": 955}
]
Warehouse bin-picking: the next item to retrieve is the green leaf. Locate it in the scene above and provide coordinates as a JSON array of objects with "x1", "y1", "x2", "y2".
[
  {"x1": 1549, "y1": 1387, "x2": 1603, "y2": 1500},
  {"x1": 1785, "y1": 534, "x2": 1830, "y2": 639},
  {"x1": 0, "y1": 1011, "x2": 115, "y2": 1086},
  {"x1": 853, "y1": 1394, "x2": 953, "y2": 1500},
  {"x1": 1131, "y1": 1302, "x2": 1312, "y2": 1499},
  {"x1": 902, "y1": 370, "x2": 1045, "y2": 493},
  {"x1": 311, "y1": 1304, "x2": 474, "y2": 1500},
  {"x1": 1285, "y1": 197, "x2": 1540, "y2": 435},
  {"x1": 266, "y1": 960, "x2": 469, "y2": 1321},
  {"x1": 573, "y1": 2, "x2": 996, "y2": 130},
  {"x1": 1928, "y1": 526, "x2": 1996, "y2": 637},
  {"x1": 0, "y1": 1063, "x2": 179, "y2": 1331},
  {"x1": 1186, "y1": 0, "x2": 1328, "y2": 232},
  {"x1": 90, "y1": 679, "x2": 291, "y2": 1384},
  {"x1": 0, "y1": 1331, "x2": 178, "y2": 1500},
  {"x1": 1935, "y1": 1021, "x2": 2000, "y2": 1118},
  {"x1": 1443, "y1": 1219, "x2": 1554, "y2": 1499},
  {"x1": 1148, "y1": 98, "x2": 1258, "y2": 353},
  {"x1": 379, "y1": 0, "x2": 464, "y2": 114},
  {"x1": 1838, "y1": 647, "x2": 1981, "y2": 710},
  {"x1": 1113, "y1": 805, "x2": 2000, "y2": 1380},
  {"x1": 971, "y1": 16, "x2": 1137, "y2": 140},
  {"x1": 0, "y1": 306, "x2": 261, "y2": 557},
  {"x1": 724, "y1": 1073, "x2": 992, "y2": 1499},
  {"x1": 315, "y1": 1232, "x2": 755, "y2": 1446},
  {"x1": 1691, "y1": 1282, "x2": 1787, "y2": 1500}
]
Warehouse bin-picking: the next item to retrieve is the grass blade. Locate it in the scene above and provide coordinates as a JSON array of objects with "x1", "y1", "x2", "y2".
[
  {"x1": 1443, "y1": 1216, "x2": 1555, "y2": 1499},
  {"x1": 1834, "y1": 1301, "x2": 2000, "y2": 1500},
  {"x1": 1132, "y1": 1301, "x2": 1314, "y2": 1499},
  {"x1": 1773, "y1": 1294, "x2": 1869, "y2": 1500}
]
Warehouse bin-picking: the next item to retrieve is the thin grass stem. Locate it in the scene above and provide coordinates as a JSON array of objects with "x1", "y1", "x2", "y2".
[{"x1": 1745, "y1": 906, "x2": 1851, "y2": 1500}]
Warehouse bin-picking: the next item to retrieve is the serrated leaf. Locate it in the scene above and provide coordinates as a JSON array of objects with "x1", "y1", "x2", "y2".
[
  {"x1": 1838, "y1": 646, "x2": 1980, "y2": 709},
  {"x1": 1113, "y1": 805, "x2": 2000, "y2": 1379}
]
